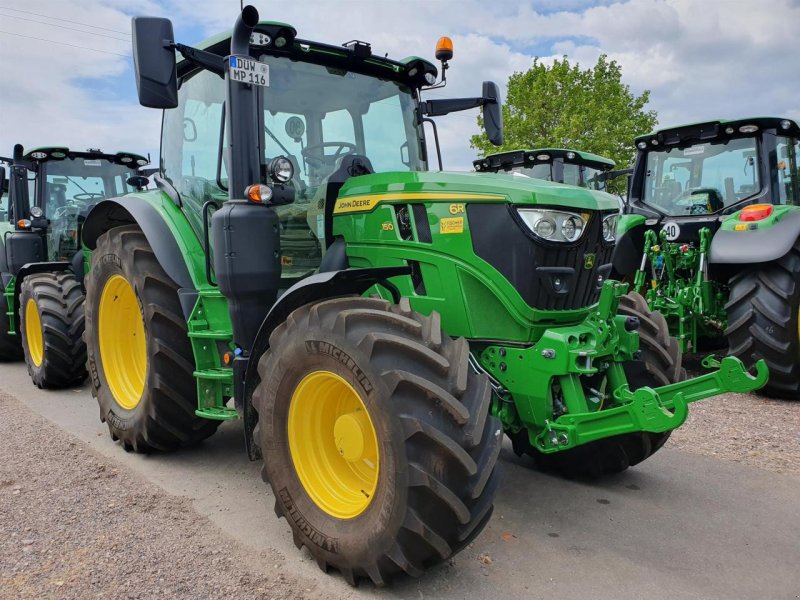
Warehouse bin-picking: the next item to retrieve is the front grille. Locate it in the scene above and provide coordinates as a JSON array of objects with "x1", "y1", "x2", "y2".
[{"x1": 468, "y1": 204, "x2": 614, "y2": 310}]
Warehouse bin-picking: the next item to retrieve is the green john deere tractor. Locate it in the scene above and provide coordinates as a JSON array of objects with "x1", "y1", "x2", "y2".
[
  {"x1": 81, "y1": 6, "x2": 766, "y2": 585},
  {"x1": 0, "y1": 146, "x2": 148, "y2": 387},
  {"x1": 613, "y1": 117, "x2": 800, "y2": 398},
  {"x1": 473, "y1": 147, "x2": 618, "y2": 191}
]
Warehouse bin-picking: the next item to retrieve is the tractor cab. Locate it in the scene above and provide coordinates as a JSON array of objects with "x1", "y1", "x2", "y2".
[
  {"x1": 623, "y1": 118, "x2": 800, "y2": 242},
  {"x1": 474, "y1": 148, "x2": 616, "y2": 191},
  {"x1": 2, "y1": 146, "x2": 148, "y2": 267}
]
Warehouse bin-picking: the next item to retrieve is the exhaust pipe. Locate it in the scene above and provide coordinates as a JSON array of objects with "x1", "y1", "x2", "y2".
[{"x1": 231, "y1": 5, "x2": 259, "y2": 56}]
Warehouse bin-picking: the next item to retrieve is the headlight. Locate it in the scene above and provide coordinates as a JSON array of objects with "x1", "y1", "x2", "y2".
[
  {"x1": 518, "y1": 209, "x2": 586, "y2": 243},
  {"x1": 269, "y1": 156, "x2": 294, "y2": 183},
  {"x1": 602, "y1": 213, "x2": 618, "y2": 242}
]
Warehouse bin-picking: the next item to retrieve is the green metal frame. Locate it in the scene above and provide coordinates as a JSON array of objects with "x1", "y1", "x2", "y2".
[{"x1": 632, "y1": 228, "x2": 727, "y2": 352}]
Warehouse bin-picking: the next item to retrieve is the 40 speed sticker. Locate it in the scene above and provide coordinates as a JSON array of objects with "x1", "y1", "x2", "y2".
[{"x1": 661, "y1": 221, "x2": 680, "y2": 241}]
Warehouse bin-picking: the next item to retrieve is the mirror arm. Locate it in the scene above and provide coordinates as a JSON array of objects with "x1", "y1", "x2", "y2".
[
  {"x1": 420, "y1": 97, "x2": 486, "y2": 117},
  {"x1": 172, "y1": 43, "x2": 226, "y2": 77}
]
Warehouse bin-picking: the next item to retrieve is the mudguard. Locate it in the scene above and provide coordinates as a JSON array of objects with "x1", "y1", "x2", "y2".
[
  {"x1": 240, "y1": 265, "x2": 410, "y2": 460},
  {"x1": 82, "y1": 197, "x2": 194, "y2": 290},
  {"x1": 612, "y1": 215, "x2": 647, "y2": 278},
  {"x1": 710, "y1": 210, "x2": 800, "y2": 264}
]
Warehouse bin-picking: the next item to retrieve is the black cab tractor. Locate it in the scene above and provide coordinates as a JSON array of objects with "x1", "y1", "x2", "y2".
[
  {"x1": 0, "y1": 145, "x2": 149, "y2": 387},
  {"x1": 613, "y1": 117, "x2": 800, "y2": 397}
]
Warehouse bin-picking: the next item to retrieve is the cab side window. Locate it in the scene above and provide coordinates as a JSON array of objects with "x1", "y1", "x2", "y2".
[
  {"x1": 162, "y1": 69, "x2": 227, "y2": 234},
  {"x1": 775, "y1": 137, "x2": 799, "y2": 205}
]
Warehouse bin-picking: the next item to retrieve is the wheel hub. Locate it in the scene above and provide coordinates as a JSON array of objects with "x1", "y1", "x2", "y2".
[{"x1": 334, "y1": 410, "x2": 370, "y2": 462}]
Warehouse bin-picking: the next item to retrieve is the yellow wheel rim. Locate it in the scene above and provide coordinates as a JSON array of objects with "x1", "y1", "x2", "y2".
[
  {"x1": 288, "y1": 371, "x2": 380, "y2": 519},
  {"x1": 25, "y1": 298, "x2": 44, "y2": 367},
  {"x1": 98, "y1": 274, "x2": 147, "y2": 410}
]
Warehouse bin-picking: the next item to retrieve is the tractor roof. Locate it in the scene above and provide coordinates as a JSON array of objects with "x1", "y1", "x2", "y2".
[
  {"x1": 474, "y1": 148, "x2": 615, "y2": 172},
  {"x1": 180, "y1": 21, "x2": 437, "y2": 88},
  {"x1": 636, "y1": 117, "x2": 800, "y2": 147},
  {"x1": 21, "y1": 147, "x2": 148, "y2": 166}
]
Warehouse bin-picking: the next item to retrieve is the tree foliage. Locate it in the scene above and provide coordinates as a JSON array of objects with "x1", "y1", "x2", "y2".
[{"x1": 471, "y1": 55, "x2": 657, "y2": 179}]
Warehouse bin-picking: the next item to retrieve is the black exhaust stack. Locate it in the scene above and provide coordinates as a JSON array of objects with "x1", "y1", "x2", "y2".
[{"x1": 212, "y1": 5, "x2": 281, "y2": 359}]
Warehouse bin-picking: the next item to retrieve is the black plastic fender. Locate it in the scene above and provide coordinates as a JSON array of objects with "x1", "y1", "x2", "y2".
[
  {"x1": 611, "y1": 224, "x2": 647, "y2": 278},
  {"x1": 240, "y1": 265, "x2": 410, "y2": 461},
  {"x1": 81, "y1": 198, "x2": 194, "y2": 290},
  {"x1": 709, "y1": 210, "x2": 800, "y2": 264}
]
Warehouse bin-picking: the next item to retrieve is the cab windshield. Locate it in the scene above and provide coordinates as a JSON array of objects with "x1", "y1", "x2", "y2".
[
  {"x1": 642, "y1": 137, "x2": 760, "y2": 215},
  {"x1": 257, "y1": 55, "x2": 426, "y2": 192},
  {"x1": 39, "y1": 157, "x2": 136, "y2": 216},
  {"x1": 510, "y1": 161, "x2": 608, "y2": 191}
]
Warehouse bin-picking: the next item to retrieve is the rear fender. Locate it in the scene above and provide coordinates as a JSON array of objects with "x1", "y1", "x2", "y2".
[
  {"x1": 81, "y1": 193, "x2": 205, "y2": 293},
  {"x1": 709, "y1": 209, "x2": 800, "y2": 264}
]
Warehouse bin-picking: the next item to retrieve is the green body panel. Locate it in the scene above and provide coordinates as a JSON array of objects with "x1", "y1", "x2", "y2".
[
  {"x1": 333, "y1": 170, "x2": 618, "y2": 342},
  {"x1": 720, "y1": 204, "x2": 794, "y2": 231},
  {"x1": 4, "y1": 277, "x2": 16, "y2": 335},
  {"x1": 617, "y1": 214, "x2": 646, "y2": 238}
]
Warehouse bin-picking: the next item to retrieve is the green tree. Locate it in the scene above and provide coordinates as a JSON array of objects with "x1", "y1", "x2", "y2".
[{"x1": 471, "y1": 55, "x2": 657, "y2": 188}]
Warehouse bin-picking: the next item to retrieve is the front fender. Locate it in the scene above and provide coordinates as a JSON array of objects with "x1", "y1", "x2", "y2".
[
  {"x1": 240, "y1": 265, "x2": 410, "y2": 460},
  {"x1": 612, "y1": 215, "x2": 647, "y2": 278},
  {"x1": 710, "y1": 209, "x2": 800, "y2": 264}
]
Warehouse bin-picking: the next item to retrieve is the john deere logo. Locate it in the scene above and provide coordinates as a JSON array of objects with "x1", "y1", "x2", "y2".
[{"x1": 583, "y1": 253, "x2": 596, "y2": 269}]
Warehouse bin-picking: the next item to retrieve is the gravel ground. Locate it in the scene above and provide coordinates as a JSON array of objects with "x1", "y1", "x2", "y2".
[
  {"x1": 0, "y1": 392, "x2": 323, "y2": 600},
  {"x1": 668, "y1": 391, "x2": 800, "y2": 477}
]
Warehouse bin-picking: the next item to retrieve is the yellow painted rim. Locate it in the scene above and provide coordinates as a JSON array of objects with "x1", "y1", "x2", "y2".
[
  {"x1": 24, "y1": 298, "x2": 44, "y2": 367},
  {"x1": 288, "y1": 371, "x2": 380, "y2": 519},
  {"x1": 98, "y1": 274, "x2": 147, "y2": 410}
]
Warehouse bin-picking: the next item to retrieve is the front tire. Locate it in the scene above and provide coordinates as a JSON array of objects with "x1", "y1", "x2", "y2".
[
  {"x1": 85, "y1": 225, "x2": 219, "y2": 452},
  {"x1": 254, "y1": 297, "x2": 501, "y2": 586},
  {"x1": 726, "y1": 248, "x2": 800, "y2": 399},
  {"x1": 521, "y1": 292, "x2": 684, "y2": 478},
  {"x1": 19, "y1": 272, "x2": 87, "y2": 388}
]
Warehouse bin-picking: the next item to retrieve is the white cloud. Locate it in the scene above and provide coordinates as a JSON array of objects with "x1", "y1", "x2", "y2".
[{"x1": 1, "y1": 0, "x2": 797, "y2": 172}]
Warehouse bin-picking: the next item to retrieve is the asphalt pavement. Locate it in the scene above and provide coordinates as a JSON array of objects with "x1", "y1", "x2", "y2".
[{"x1": 1, "y1": 363, "x2": 798, "y2": 600}]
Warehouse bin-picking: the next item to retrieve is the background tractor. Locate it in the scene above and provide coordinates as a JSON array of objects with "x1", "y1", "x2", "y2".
[
  {"x1": 473, "y1": 147, "x2": 619, "y2": 191},
  {"x1": 0, "y1": 145, "x2": 148, "y2": 387},
  {"x1": 613, "y1": 118, "x2": 800, "y2": 398},
  {"x1": 80, "y1": 6, "x2": 766, "y2": 586}
]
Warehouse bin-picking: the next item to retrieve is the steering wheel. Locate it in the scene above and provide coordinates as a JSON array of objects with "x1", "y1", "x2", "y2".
[
  {"x1": 301, "y1": 142, "x2": 357, "y2": 168},
  {"x1": 72, "y1": 193, "x2": 105, "y2": 201}
]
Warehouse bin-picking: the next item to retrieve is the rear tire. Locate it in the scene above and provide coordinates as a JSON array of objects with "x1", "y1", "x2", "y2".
[
  {"x1": 85, "y1": 225, "x2": 220, "y2": 452},
  {"x1": 726, "y1": 248, "x2": 800, "y2": 399},
  {"x1": 254, "y1": 297, "x2": 501, "y2": 586},
  {"x1": 522, "y1": 292, "x2": 684, "y2": 478},
  {"x1": 19, "y1": 272, "x2": 87, "y2": 388},
  {"x1": 0, "y1": 292, "x2": 23, "y2": 361}
]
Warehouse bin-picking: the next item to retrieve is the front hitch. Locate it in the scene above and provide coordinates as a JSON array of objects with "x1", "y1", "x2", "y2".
[{"x1": 533, "y1": 356, "x2": 768, "y2": 453}]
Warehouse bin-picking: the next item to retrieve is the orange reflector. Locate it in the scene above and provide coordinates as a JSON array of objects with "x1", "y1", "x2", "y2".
[
  {"x1": 435, "y1": 36, "x2": 454, "y2": 61},
  {"x1": 223, "y1": 352, "x2": 231, "y2": 365},
  {"x1": 739, "y1": 204, "x2": 773, "y2": 222},
  {"x1": 245, "y1": 184, "x2": 272, "y2": 204},
  {"x1": 16, "y1": 219, "x2": 30, "y2": 229}
]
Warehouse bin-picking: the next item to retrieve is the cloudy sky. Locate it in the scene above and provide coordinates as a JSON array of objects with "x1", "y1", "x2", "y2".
[{"x1": 0, "y1": 0, "x2": 798, "y2": 170}]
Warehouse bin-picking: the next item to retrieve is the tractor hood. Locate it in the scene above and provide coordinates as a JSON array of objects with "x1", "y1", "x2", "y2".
[{"x1": 337, "y1": 170, "x2": 620, "y2": 213}]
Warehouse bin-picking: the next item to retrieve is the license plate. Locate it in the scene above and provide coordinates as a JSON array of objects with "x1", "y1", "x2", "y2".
[{"x1": 229, "y1": 55, "x2": 269, "y2": 87}]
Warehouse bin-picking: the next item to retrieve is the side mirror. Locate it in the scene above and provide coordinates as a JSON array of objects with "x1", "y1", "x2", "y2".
[
  {"x1": 132, "y1": 17, "x2": 178, "y2": 109},
  {"x1": 482, "y1": 81, "x2": 503, "y2": 146}
]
